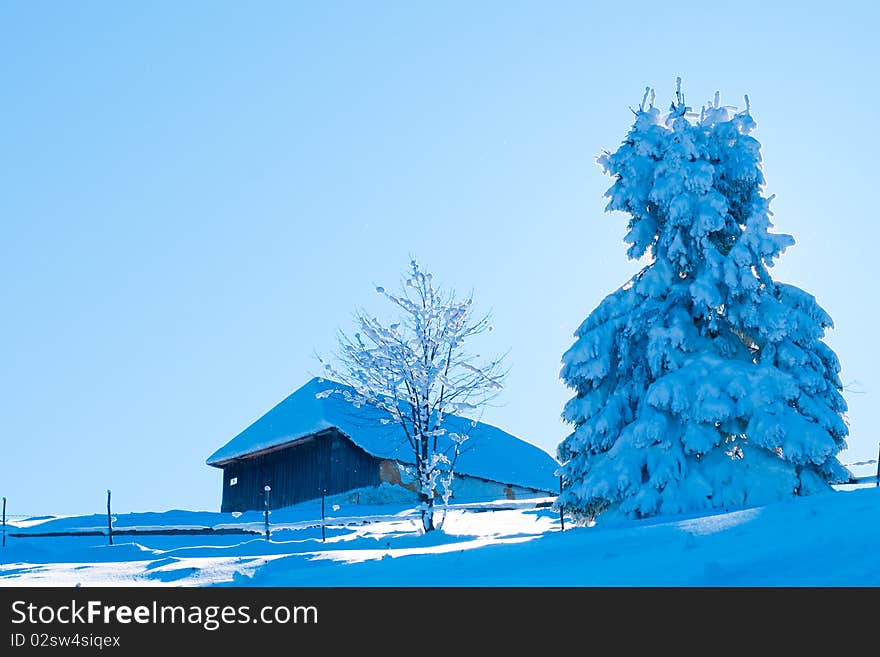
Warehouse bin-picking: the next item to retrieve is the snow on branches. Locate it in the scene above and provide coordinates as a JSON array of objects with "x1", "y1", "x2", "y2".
[{"x1": 320, "y1": 260, "x2": 506, "y2": 531}]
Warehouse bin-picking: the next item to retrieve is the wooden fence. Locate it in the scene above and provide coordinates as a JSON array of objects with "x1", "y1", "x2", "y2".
[
  {"x1": 1, "y1": 448, "x2": 876, "y2": 549},
  {"x1": 0, "y1": 495, "x2": 557, "y2": 546}
]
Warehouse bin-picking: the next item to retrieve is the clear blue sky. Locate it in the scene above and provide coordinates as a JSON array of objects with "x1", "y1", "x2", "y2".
[{"x1": 2, "y1": 1, "x2": 877, "y2": 515}]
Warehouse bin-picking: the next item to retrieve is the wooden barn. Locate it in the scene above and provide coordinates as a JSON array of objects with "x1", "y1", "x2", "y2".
[{"x1": 206, "y1": 377, "x2": 559, "y2": 512}]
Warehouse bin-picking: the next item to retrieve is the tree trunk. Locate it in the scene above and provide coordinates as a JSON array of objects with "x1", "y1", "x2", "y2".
[
  {"x1": 416, "y1": 437, "x2": 435, "y2": 532},
  {"x1": 419, "y1": 493, "x2": 435, "y2": 532}
]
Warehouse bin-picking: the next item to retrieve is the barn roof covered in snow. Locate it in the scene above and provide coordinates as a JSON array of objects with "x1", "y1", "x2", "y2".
[{"x1": 206, "y1": 377, "x2": 559, "y2": 493}]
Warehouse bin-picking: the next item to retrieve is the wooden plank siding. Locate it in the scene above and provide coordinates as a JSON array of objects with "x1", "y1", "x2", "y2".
[{"x1": 220, "y1": 428, "x2": 382, "y2": 512}]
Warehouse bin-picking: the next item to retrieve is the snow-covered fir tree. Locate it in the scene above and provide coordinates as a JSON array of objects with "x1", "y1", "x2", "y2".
[{"x1": 557, "y1": 82, "x2": 850, "y2": 522}]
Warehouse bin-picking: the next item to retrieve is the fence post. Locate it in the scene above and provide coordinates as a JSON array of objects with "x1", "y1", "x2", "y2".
[
  {"x1": 106, "y1": 490, "x2": 113, "y2": 546},
  {"x1": 2, "y1": 497, "x2": 6, "y2": 548},
  {"x1": 321, "y1": 491, "x2": 326, "y2": 543},
  {"x1": 263, "y1": 485, "x2": 271, "y2": 541},
  {"x1": 558, "y1": 476, "x2": 565, "y2": 532}
]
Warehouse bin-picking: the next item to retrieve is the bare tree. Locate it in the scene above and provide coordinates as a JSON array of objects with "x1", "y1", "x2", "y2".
[{"x1": 319, "y1": 260, "x2": 506, "y2": 532}]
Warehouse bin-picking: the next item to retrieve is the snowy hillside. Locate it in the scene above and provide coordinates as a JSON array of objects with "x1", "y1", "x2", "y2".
[{"x1": 1, "y1": 487, "x2": 878, "y2": 586}]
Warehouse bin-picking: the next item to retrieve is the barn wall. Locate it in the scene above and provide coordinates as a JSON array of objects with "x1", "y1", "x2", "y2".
[
  {"x1": 450, "y1": 475, "x2": 550, "y2": 501},
  {"x1": 220, "y1": 429, "x2": 382, "y2": 512},
  {"x1": 379, "y1": 460, "x2": 551, "y2": 502}
]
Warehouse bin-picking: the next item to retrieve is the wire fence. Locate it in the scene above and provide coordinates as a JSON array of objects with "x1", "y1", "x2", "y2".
[
  {"x1": 2, "y1": 446, "x2": 877, "y2": 549},
  {"x1": 0, "y1": 493, "x2": 558, "y2": 548},
  {"x1": 840, "y1": 449, "x2": 880, "y2": 487}
]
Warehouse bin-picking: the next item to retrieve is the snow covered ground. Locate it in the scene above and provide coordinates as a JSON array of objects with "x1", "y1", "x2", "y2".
[{"x1": 1, "y1": 487, "x2": 878, "y2": 586}]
